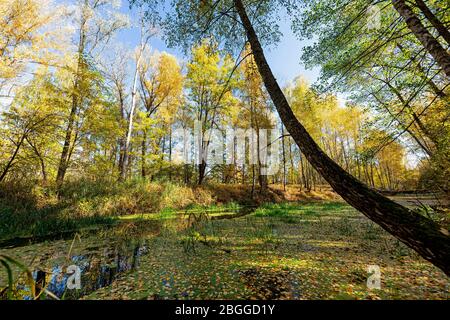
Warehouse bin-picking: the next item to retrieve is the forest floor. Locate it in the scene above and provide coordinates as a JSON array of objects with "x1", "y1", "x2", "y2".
[{"x1": 1, "y1": 199, "x2": 448, "y2": 300}]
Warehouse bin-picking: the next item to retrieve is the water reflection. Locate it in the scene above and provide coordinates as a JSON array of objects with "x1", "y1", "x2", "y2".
[
  {"x1": 2, "y1": 208, "x2": 251, "y2": 300},
  {"x1": 4, "y1": 220, "x2": 164, "y2": 300},
  {"x1": 34, "y1": 241, "x2": 149, "y2": 299}
]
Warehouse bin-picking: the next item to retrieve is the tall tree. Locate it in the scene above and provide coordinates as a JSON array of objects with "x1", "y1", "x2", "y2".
[
  {"x1": 120, "y1": 18, "x2": 153, "y2": 181},
  {"x1": 235, "y1": 0, "x2": 450, "y2": 275},
  {"x1": 56, "y1": 0, "x2": 128, "y2": 188},
  {"x1": 134, "y1": 0, "x2": 450, "y2": 275},
  {"x1": 239, "y1": 45, "x2": 274, "y2": 191},
  {"x1": 391, "y1": 0, "x2": 450, "y2": 78},
  {"x1": 138, "y1": 50, "x2": 183, "y2": 179},
  {"x1": 0, "y1": 0, "x2": 52, "y2": 87},
  {"x1": 0, "y1": 73, "x2": 60, "y2": 182},
  {"x1": 289, "y1": 0, "x2": 449, "y2": 186},
  {"x1": 101, "y1": 47, "x2": 129, "y2": 179},
  {"x1": 413, "y1": 0, "x2": 450, "y2": 46},
  {"x1": 185, "y1": 39, "x2": 237, "y2": 185}
]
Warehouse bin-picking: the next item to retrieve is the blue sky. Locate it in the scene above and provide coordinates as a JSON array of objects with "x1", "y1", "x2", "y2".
[{"x1": 114, "y1": 1, "x2": 321, "y2": 87}]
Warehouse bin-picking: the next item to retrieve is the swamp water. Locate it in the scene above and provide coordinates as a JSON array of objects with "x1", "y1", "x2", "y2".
[
  {"x1": 0, "y1": 218, "x2": 169, "y2": 299},
  {"x1": 0, "y1": 208, "x2": 254, "y2": 300}
]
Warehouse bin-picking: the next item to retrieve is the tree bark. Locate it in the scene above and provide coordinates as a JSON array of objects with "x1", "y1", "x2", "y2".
[
  {"x1": 122, "y1": 52, "x2": 142, "y2": 181},
  {"x1": 234, "y1": 0, "x2": 450, "y2": 276},
  {"x1": 288, "y1": 139, "x2": 295, "y2": 185},
  {"x1": 117, "y1": 92, "x2": 127, "y2": 180},
  {"x1": 184, "y1": 163, "x2": 191, "y2": 185},
  {"x1": 391, "y1": 0, "x2": 450, "y2": 78},
  {"x1": 118, "y1": 138, "x2": 126, "y2": 179},
  {"x1": 198, "y1": 161, "x2": 207, "y2": 185},
  {"x1": 281, "y1": 125, "x2": 287, "y2": 190},
  {"x1": 253, "y1": 107, "x2": 267, "y2": 192},
  {"x1": 141, "y1": 130, "x2": 147, "y2": 178},
  {"x1": 56, "y1": 99, "x2": 77, "y2": 188},
  {"x1": 56, "y1": 5, "x2": 88, "y2": 189},
  {"x1": 414, "y1": 0, "x2": 450, "y2": 46}
]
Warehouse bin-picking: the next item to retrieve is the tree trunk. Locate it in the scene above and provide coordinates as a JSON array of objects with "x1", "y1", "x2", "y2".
[
  {"x1": 256, "y1": 126, "x2": 268, "y2": 192},
  {"x1": 299, "y1": 153, "x2": 307, "y2": 190},
  {"x1": 184, "y1": 164, "x2": 190, "y2": 185},
  {"x1": 414, "y1": 0, "x2": 450, "y2": 46},
  {"x1": 289, "y1": 139, "x2": 295, "y2": 185},
  {"x1": 0, "y1": 134, "x2": 26, "y2": 182},
  {"x1": 234, "y1": 0, "x2": 450, "y2": 276},
  {"x1": 168, "y1": 126, "x2": 173, "y2": 181},
  {"x1": 392, "y1": 0, "x2": 450, "y2": 78},
  {"x1": 281, "y1": 125, "x2": 287, "y2": 190},
  {"x1": 26, "y1": 137, "x2": 47, "y2": 184},
  {"x1": 117, "y1": 100, "x2": 126, "y2": 180},
  {"x1": 198, "y1": 161, "x2": 206, "y2": 185},
  {"x1": 56, "y1": 7, "x2": 88, "y2": 189},
  {"x1": 141, "y1": 131, "x2": 147, "y2": 178},
  {"x1": 197, "y1": 133, "x2": 208, "y2": 185},
  {"x1": 118, "y1": 138, "x2": 126, "y2": 180},
  {"x1": 56, "y1": 99, "x2": 77, "y2": 188},
  {"x1": 122, "y1": 53, "x2": 142, "y2": 181}
]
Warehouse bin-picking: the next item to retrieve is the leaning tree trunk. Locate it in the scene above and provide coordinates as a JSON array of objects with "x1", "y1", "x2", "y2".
[
  {"x1": 391, "y1": 0, "x2": 450, "y2": 78},
  {"x1": 234, "y1": 0, "x2": 450, "y2": 276},
  {"x1": 414, "y1": 0, "x2": 450, "y2": 46}
]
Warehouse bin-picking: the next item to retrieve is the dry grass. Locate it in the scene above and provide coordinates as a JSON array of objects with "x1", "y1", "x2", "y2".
[{"x1": 0, "y1": 180, "x2": 343, "y2": 240}]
